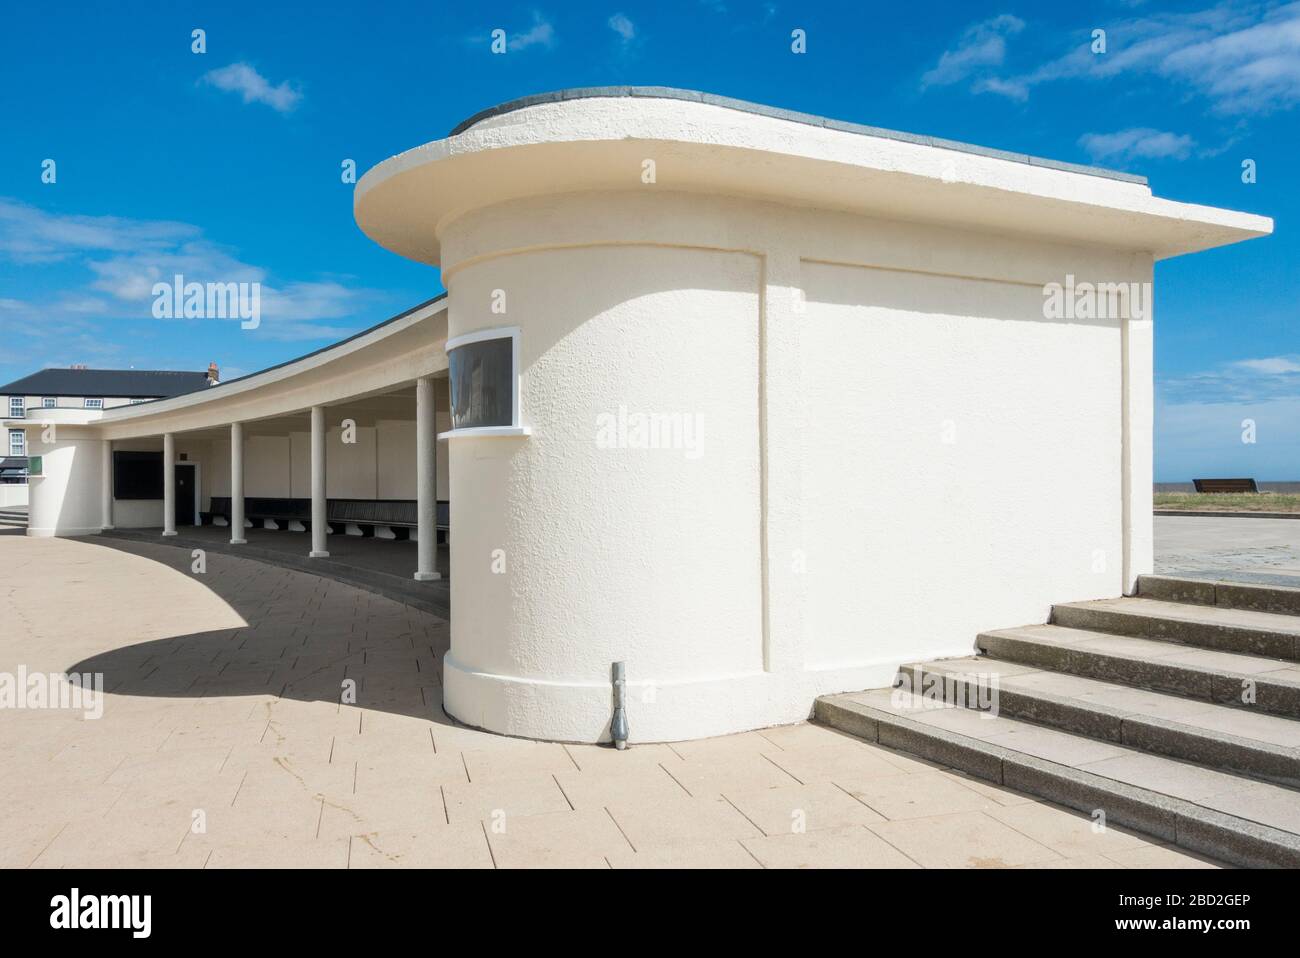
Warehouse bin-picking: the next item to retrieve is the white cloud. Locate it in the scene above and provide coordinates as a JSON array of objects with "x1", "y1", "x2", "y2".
[
  {"x1": 608, "y1": 13, "x2": 636, "y2": 43},
  {"x1": 1079, "y1": 127, "x2": 1197, "y2": 162},
  {"x1": 975, "y1": 2, "x2": 1300, "y2": 115},
  {"x1": 1160, "y1": 354, "x2": 1300, "y2": 405},
  {"x1": 921, "y1": 14, "x2": 1025, "y2": 90},
  {"x1": 1161, "y1": 3, "x2": 1300, "y2": 113},
  {"x1": 510, "y1": 11, "x2": 556, "y2": 51},
  {"x1": 1158, "y1": 395, "x2": 1300, "y2": 479},
  {"x1": 1232, "y1": 355, "x2": 1300, "y2": 375},
  {"x1": 0, "y1": 198, "x2": 197, "y2": 263},
  {"x1": 0, "y1": 198, "x2": 379, "y2": 341},
  {"x1": 971, "y1": 76, "x2": 1031, "y2": 100},
  {"x1": 201, "y1": 62, "x2": 302, "y2": 113},
  {"x1": 1157, "y1": 352, "x2": 1300, "y2": 478}
]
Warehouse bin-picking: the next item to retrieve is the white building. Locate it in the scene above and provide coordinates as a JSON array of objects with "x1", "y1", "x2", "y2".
[
  {"x1": 4, "y1": 89, "x2": 1272, "y2": 744},
  {"x1": 0, "y1": 365, "x2": 218, "y2": 508}
]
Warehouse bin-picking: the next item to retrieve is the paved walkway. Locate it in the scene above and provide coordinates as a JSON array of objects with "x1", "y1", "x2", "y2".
[
  {"x1": 93, "y1": 523, "x2": 449, "y2": 617},
  {"x1": 0, "y1": 532, "x2": 1218, "y2": 868},
  {"x1": 101, "y1": 520, "x2": 448, "y2": 576},
  {"x1": 1156, "y1": 514, "x2": 1300, "y2": 586}
]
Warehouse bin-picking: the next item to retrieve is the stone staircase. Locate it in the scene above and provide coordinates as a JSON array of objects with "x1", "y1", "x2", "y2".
[{"x1": 816, "y1": 574, "x2": 1300, "y2": 867}]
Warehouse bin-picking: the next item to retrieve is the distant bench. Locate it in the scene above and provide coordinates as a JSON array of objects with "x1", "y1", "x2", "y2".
[
  {"x1": 1192, "y1": 478, "x2": 1258, "y2": 494},
  {"x1": 207, "y1": 497, "x2": 449, "y2": 539}
]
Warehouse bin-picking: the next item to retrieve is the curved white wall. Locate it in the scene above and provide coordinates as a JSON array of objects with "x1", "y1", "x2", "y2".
[
  {"x1": 438, "y1": 190, "x2": 1152, "y2": 743},
  {"x1": 26, "y1": 429, "x2": 104, "y2": 537},
  {"x1": 442, "y1": 242, "x2": 765, "y2": 741}
]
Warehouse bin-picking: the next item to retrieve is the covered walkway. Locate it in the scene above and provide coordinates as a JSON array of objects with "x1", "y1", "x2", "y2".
[{"x1": 12, "y1": 296, "x2": 453, "y2": 587}]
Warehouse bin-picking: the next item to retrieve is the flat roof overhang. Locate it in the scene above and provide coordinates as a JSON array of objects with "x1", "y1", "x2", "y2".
[{"x1": 355, "y1": 89, "x2": 1272, "y2": 264}]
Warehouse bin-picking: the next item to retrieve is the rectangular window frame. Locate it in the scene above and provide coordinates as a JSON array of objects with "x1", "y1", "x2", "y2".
[
  {"x1": 439, "y1": 326, "x2": 529, "y2": 439},
  {"x1": 84, "y1": 398, "x2": 103, "y2": 409},
  {"x1": 8, "y1": 429, "x2": 23, "y2": 456},
  {"x1": 41, "y1": 397, "x2": 56, "y2": 409},
  {"x1": 7, "y1": 397, "x2": 22, "y2": 419},
  {"x1": 112, "y1": 450, "x2": 164, "y2": 500}
]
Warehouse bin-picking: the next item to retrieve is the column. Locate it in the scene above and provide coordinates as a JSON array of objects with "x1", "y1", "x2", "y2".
[
  {"x1": 414, "y1": 376, "x2": 441, "y2": 581},
  {"x1": 230, "y1": 421, "x2": 246, "y2": 544},
  {"x1": 100, "y1": 440, "x2": 113, "y2": 530},
  {"x1": 309, "y1": 406, "x2": 329, "y2": 558},
  {"x1": 162, "y1": 432, "x2": 176, "y2": 536}
]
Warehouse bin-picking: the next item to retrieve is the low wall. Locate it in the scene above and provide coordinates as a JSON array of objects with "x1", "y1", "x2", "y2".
[
  {"x1": 1156, "y1": 482, "x2": 1300, "y2": 493},
  {"x1": 0, "y1": 485, "x2": 27, "y2": 508}
]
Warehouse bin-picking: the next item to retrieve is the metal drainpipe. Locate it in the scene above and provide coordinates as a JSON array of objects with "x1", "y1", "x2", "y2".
[{"x1": 611, "y1": 661, "x2": 629, "y2": 750}]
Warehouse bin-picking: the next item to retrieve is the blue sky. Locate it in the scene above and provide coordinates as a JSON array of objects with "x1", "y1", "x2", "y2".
[{"x1": 0, "y1": 0, "x2": 1295, "y2": 479}]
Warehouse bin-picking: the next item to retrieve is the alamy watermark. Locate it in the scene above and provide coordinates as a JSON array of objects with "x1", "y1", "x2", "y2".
[
  {"x1": 152, "y1": 273, "x2": 261, "y2": 329},
  {"x1": 892, "y1": 669, "x2": 999, "y2": 717},
  {"x1": 1042, "y1": 275, "x2": 1150, "y2": 321},
  {"x1": 50, "y1": 888, "x2": 150, "y2": 938},
  {"x1": 0, "y1": 668, "x2": 104, "y2": 719},
  {"x1": 595, "y1": 405, "x2": 705, "y2": 460}
]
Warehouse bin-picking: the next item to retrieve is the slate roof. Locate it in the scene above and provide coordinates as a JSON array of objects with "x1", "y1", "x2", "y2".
[{"x1": 0, "y1": 368, "x2": 211, "y2": 399}]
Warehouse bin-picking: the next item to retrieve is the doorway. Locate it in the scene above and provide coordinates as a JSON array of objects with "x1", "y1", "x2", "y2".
[{"x1": 175, "y1": 463, "x2": 197, "y2": 526}]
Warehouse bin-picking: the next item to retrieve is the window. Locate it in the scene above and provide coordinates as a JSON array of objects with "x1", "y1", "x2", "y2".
[
  {"x1": 112, "y1": 451, "x2": 164, "y2": 499},
  {"x1": 84, "y1": 398, "x2": 103, "y2": 409},
  {"x1": 7, "y1": 397, "x2": 21, "y2": 419},
  {"x1": 8, "y1": 429, "x2": 23, "y2": 456},
  {"x1": 41, "y1": 397, "x2": 55, "y2": 408},
  {"x1": 445, "y1": 327, "x2": 526, "y2": 435},
  {"x1": 130, "y1": 398, "x2": 148, "y2": 405}
]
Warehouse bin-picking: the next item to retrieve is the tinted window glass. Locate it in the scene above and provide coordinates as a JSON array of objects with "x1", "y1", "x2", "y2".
[
  {"x1": 113, "y1": 450, "x2": 164, "y2": 499},
  {"x1": 448, "y1": 337, "x2": 513, "y2": 429}
]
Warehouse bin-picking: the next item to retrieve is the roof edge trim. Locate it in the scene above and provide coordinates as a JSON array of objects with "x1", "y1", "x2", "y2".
[
  {"x1": 448, "y1": 86, "x2": 1148, "y2": 186},
  {"x1": 97, "y1": 293, "x2": 447, "y2": 420}
]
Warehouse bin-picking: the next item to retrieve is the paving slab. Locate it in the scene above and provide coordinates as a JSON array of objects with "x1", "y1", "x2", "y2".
[
  {"x1": 0, "y1": 532, "x2": 1225, "y2": 869},
  {"x1": 869, "y1": 810, "x2": 1064, "y2": 868},
  {"x1": 742, "y1": 824, "x2": 920, "y2": 869},
  {"x1": 722, "y1": 781, "x2": 885, "y2": 834}
]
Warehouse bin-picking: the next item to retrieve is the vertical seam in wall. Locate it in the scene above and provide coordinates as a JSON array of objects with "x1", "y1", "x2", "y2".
[
  {"x1": 1120, "y1": 294, "x2": 1133, "y2": 595},
  {"x1": 759, "y1": 253, "x2": 772, "y2": 672}
]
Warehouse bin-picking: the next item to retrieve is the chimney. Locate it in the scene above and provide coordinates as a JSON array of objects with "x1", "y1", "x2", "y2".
[{"x1": 207, "y1": 362, "x2": 220, "y2": 385}]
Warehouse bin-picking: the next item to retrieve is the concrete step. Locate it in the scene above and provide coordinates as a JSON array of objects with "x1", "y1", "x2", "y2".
[
  {"x1": 899, "y1": 657, "x2": 1300, "y2": 787},
  {"x1": 1139, "y1": 574, "x2": 1300, "y2": 617},
  {"x1": 815, "y1": 688, "x2": 1300, "y2": 868},
  {"x1": 1052, "y1": 596, "x2": 1300, "y2": 660},
  {"x1": 978, "y1": 624, "x2": 1300, "y2": 719}
]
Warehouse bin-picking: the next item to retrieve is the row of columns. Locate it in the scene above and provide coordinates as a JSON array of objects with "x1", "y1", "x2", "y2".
[{"x1": 104, "y1": 376, "x2": 441, "y2": 581}]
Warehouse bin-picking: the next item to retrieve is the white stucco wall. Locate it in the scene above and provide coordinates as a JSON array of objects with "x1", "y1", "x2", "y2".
[
  {"x1": 798, "y1": 260, "x2": 1122, "y2": 672},
  {"x1": 432, "y1": 188, "x2": 1155, "y2": 743},
  {"x1": 25, "y1": 429, "x2": 104, "y2": 537},
  {"x1": 443, "y1": 243, "x2": 764, "y2": 741}
]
